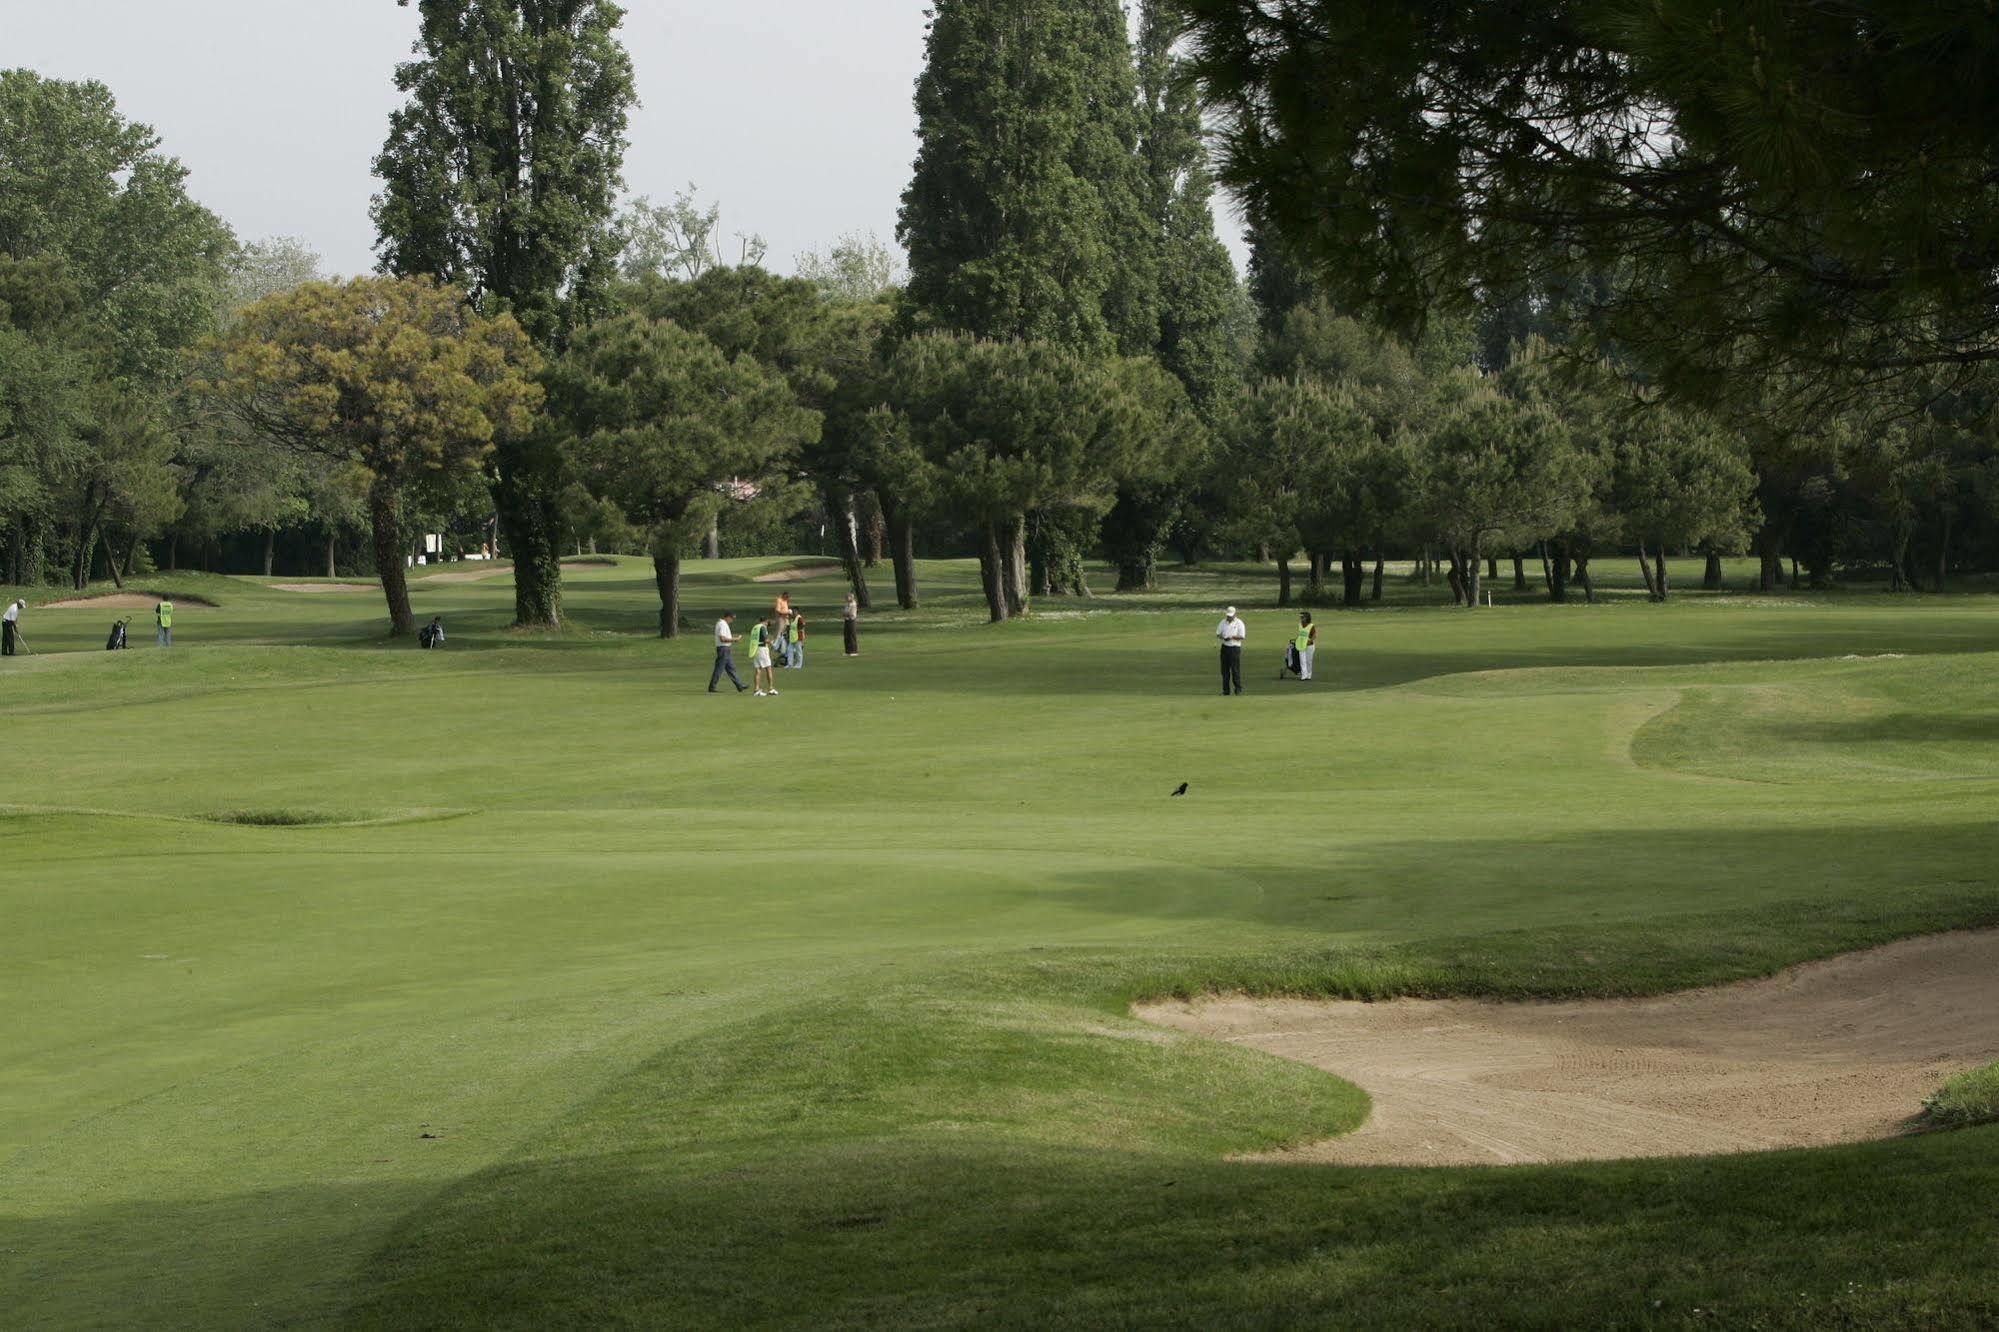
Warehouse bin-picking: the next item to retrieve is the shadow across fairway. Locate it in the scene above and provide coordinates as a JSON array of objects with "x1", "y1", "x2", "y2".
[
  {"x1": 1013, "y1": 822, "x2": 1999, "y2": 968},
  {"x1": 333, "y1": 1122, "x2": 1999, "y2": 1328}
]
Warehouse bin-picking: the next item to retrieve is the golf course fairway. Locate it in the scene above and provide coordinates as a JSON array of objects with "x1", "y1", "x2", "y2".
[{"x1": 6, "y1": 555, "x2": 1999, "y2": 1328}]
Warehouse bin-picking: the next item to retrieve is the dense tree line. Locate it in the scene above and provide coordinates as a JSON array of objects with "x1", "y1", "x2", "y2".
[{"x1": 9, "y1": 1, "x2": 1999, "y2": 636}]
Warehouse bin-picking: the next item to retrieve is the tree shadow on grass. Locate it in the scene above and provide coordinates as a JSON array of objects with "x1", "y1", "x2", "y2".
[
  {"x1": 1008, "y1": 822, "x2": 1999, "y2": 995},
  {"x1": 336, "y1": 1131, "x2": 1999, "y2": 1329}
]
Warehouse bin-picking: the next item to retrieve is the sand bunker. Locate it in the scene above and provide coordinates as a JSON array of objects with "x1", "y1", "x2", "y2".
[
  {"x1": 411, "y1": 565, "x2": 510, "y2": 585},
  {"x1": 1137, "y1": 930, "x2": 1999, "y2": 1166},
  {"x1": 270, "y1": 582, "x2": 377, "y2": 594},
  {"x1": 752, "y1": 561, "x2": 845, "y2": 583},
  {"x1": 38, "y1": 592, "x2": 216, "y2": 610}
]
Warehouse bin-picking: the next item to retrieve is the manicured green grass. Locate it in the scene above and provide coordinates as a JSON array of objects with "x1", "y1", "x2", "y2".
[{"x1": 3, "y1": 554, "x2": 1997, "y2": 1327}]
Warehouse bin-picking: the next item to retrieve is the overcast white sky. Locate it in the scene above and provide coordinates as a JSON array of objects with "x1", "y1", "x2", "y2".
[{"x1": 4, "y1": 0, "x2": 1248, "y2": 280}]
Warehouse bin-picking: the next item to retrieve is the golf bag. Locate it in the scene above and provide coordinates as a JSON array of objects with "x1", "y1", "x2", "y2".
[
  {"x1": 1283, "y1": 643, "x2": 1301, "y2": 678},
  {"x1": 418, "y1": 621, "x2": 441, "y2": 650},
  {"x1": 106, "y1": 618, "x2": 129, "y2": 650}
]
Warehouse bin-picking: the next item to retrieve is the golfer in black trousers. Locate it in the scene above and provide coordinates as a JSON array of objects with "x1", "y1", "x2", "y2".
[{"x1": 1216, "y1": 605, "x2": 1245, "y2": 695}]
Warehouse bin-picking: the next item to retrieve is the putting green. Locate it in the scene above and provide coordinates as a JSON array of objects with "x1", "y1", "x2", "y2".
[{"x1": 4, "y1": 556, "x2": 1997, "y2": 1327}]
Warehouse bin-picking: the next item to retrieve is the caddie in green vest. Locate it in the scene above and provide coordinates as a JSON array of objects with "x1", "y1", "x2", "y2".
[
  {"x1": 156, "y1": 597, "x2": 174, "y2": 648},
  {"x1": 1295, "y1": 611, "x2": 1317, "y2": 682}
]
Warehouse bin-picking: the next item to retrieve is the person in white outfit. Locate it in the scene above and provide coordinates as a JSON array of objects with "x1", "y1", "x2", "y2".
[{"x1": 1216, "y1": 605, "x2": 1246, "y2": 695}]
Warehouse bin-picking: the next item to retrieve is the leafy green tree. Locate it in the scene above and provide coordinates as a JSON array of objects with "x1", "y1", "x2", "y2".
[
  {"x1": 628, "y1": 267, "x2": 893, "y2": 605},
  {"x1": 1136, "y1": 0, "x2": 1243, "y2": 417},
  {"x1": 544, "y1": 315, "x2": 818, "y2": 636},
  {"x1": 0, "y1": 256, "x2": 90, "y2": 584},
  {"x1": 1418, "y1": 385, "x2": 1589, "y2": 609},
  {"x1": 203, "y1": 277, "x2": 542, "y2": 634},
  {"x1": 898, "y1": 0, "x2": 1156, "y2": 357},
  {"x1": 1612, "y1": 411, "x2": 1757, "y2": 602},
  {"x1": 794, "y1": 232, "x2": 904, "y2": 302},
  {"x1": 1098, "y1": 359, "x2": 1210, "y2": 591},
  {"x1": 0, "y1": 70, "x2": 234, "y2": 387},
  {"x1": 616, "y1": 185, "x2": 767, "y2": 283},
  {"x1": 883, "y1": 334, "x2": 1152, "y2": 620},
  {"x1": 1179, "y1": 1, "x2": 1999, "y2": 420},
  {"x1": 0, "y1": 71, "x2": 231, "y2": 582},
  {"x1": 372, "y1": 0, "x2": 636, "y2": 628}
]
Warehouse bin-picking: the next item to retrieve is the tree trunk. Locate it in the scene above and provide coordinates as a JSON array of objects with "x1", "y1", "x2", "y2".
[
  {"x1": 491, "y1": 446, "x2": 563, "y2": 627},
  {"x1": 1512, "y1": 551, "x2": 1528, "y2": 592},
  {"x1": 1446, "y1": 548, "x2": 1466, "y2": 605},
  {"x1": 1276, "y1": 557, "x2": 1292, "y2": 607},
  {"x1": 1757, "y1": 525, "x2": 1783, "y2": 592},
  {"x1": 704, "y1": 517, "x2": 720, "y2": 560},
  {"x1": 1574, "y1": 553, "x2": 1597, "y2": 604},
  {"x1": 1371, "y1": 549, "x2": 1384, "y2": 602},
  {"x1": 1637, "y1": 541, "x2": 1659, "y2": 600},
  {"x1": 1486, "y1": 554, "x2": 1499, "y2": 582},
  {"x1": 977, "y1": 519, "x2": 1009, "y2": 622},
  {"x1": 1341, "y1": 550, "x2": 1364, "y2": 605},
  {"x1": 652, "y1": 547, "x2": 681, "y2": 638},
  {"x1": 369, "y1": 477, "x2": 416, "y2": 636},
  {"x1": 882, "y1": 492, "x2": 919, "y2": 609},
  {"x1": 1469, "y1": 538, "x2": 1486, "y2": 608},
  {"x1": 1002, "y1": 513, "x2": 1028, "y2": 617},
  {"x1": 1936, "y1": 510, "x2": 1952, "y2": 591},
  {"x1": 71, "y1": 482, "x2": 105, "y2": 590},
  {"x1": 326, "y1": 530, "x2": 338, "y2": 580},
  {"x1": 1305, "y1": 551, "x2": 1326, "y2": 602},
  {"x1": 1029, "y1": 537, "x2": 1052, "y2": 599},
  {"x1": 1789, "y1": 556, "x2": 1800, "y2": 589},
  {"x1": 167, "y1": 530, "x2": 178, "y2": 572},
  {"x1": 1653, "y1": 549, "x2": 1670, "y2": 602},
  {"x1": 835, "y1": 493, "x2": 871, "y2": 610},
  {"x1": 262, "y1": 528, "x2": 275, "y2": 577},
  {"x1": 1421, "y1": 545, "x2": 1434, "y2": 586},
  {"x1": 1703, "y1": 547, "x2": 1723, "y2": 590},
  {"x1": 862, "y1": 496, "x2": 885, "y2": 568}
]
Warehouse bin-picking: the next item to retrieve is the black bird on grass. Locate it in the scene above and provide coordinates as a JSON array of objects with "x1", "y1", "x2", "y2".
[{"x1": 1170, "y1": 782, "x2": 1188, "y2": 797}]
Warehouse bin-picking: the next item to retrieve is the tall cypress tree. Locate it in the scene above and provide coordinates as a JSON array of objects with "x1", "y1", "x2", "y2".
[
  {"x1": 898, "y1": 0, "x2": 1156, "y2": 357},
  {"x1": 898, "y1": 0, "x2": 1157, "y2": 612},
  {"x1": 1136, "y1": 0, "x2": 1241, "y2": 415},
  {"x1": 372, "y1": 0, "x2": 634, "y2": 628}
]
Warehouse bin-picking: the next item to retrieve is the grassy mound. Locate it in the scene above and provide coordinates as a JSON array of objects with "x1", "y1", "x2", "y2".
[{"x1": 1927, "y1": 1061, "x2": 1999, "y2": 1129}]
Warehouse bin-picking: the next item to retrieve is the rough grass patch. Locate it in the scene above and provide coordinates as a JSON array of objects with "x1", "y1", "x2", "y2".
[
  {"x1": 208, "y1": 808, "x2": 343, "y2": 827},
  {"x1": 1925, "y1": 1061, "x2": 1999, "y2": 1129}
]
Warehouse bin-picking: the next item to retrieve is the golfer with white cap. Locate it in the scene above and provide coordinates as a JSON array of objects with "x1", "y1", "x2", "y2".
[
  {"x1": 2, "y1": 599, "x2": 22, "y2": 657},
  {"x1": 1215, "y1": 605, "x2": 1246, "y2": 695}
]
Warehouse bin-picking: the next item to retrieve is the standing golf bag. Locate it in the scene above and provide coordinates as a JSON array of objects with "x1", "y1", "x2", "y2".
[
  {"x1": 1283, "y1": 643, "x2": 1301, "y2": 678},
  {"x1": 418, "y1": 618, "x2": 443, "y2": 650},
  {"x1": 106, "y1": 618, "x2": 129, "y2": 651}
]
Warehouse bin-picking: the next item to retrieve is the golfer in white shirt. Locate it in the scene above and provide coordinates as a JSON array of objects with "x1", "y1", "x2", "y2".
[
  {"x1": 708, "y1": 612, "x2": 749, "y2": 692},
  {"x1": 1216, "y1": 605, "x2": 1246, "y2": 695}
]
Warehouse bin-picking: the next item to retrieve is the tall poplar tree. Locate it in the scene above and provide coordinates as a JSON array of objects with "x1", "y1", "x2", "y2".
[{"x1": 372, "y1": 0, "x2": 635, "y2": 629}]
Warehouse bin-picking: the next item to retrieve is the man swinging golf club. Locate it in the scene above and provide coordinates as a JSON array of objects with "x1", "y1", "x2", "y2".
[{"x1": 2, "y1": 599, "x2": 22, "y2": 657}]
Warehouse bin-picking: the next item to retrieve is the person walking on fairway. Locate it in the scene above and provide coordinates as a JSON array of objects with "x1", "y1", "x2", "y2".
[
  {"x1": 2, "y1": 599, "x2": 22, "y2": 657},
  {"x1": 709, "y1": 611, "x2": 749, "y2": 693},
  {"x1": 843, "y1": 591, "x2": 859, "y2": 657},
  {"x1": 155, "y1": 597, "x2": 174, "y2": 647},
  {"x1": 1216, "y1": 605, "x2": 1246, "y2": 695},
  {"x1": 786, "y1": 610, "x2": 806, "y2": 669},
  {"x1": 1295, "y1": 611, "x2": 1318, "y2": 682},
  {"x1": 751, "y1": 617, "x2": 779, "y2": 696}
]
